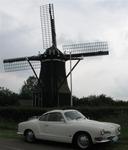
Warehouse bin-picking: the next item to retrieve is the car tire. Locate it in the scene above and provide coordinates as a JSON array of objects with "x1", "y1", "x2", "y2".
[
  {"x1": 24, "y1": 130, "x2": 35, "y2": 143},
  {"x1": 74, "y1": 132, "x2": 92, "y2": 150}
]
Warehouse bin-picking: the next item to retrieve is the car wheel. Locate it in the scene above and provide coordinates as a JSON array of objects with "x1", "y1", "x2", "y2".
[
  {"x1": 24, "y1": 130, "x2": 35, "y2": 143},
  {"x1": 74, "y1": 132, "x2": 92, "y2": 150}
]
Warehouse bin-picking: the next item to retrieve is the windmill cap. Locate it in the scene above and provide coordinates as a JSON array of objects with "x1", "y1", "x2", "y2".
[{"x1": 43, "y1": 46, "x2": 64, "y2": 59}]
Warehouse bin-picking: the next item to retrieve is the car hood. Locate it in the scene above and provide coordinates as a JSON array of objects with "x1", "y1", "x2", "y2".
[
  {"x1": 70, "y1": 119, "x2": 120, "y2": 130},
  {"x1": 19, "y1": 118, "x2": 38, "y2": 125}
]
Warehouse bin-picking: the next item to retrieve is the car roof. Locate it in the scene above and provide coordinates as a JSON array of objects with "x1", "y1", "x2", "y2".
[{"x1": 44, "y1": 109, "x2": 77, "y2": 114}]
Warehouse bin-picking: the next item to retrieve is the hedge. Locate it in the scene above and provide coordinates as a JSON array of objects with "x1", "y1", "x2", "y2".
[
  {"x1": 0, "y1": 107, "x2": 47, "y2": 122},
  {"x1": 0, "y1": 106, "x2": 128, "y2": 125}
]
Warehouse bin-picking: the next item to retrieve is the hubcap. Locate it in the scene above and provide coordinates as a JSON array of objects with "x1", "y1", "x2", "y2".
[
  {"x1": 26, "y1": 131, "x2": 34, "y2": 142},
  {"x1": 77, "y1": 134, "x2": 89, "y2": 149}
]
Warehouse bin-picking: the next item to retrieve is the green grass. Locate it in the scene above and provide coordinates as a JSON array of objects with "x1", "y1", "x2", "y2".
[
  {"x1": 0, "y1": 129, "x2": 18, "y2": 139},
  {"x1": 0, "y1": 120, "x2": 18, "y2": 139}
]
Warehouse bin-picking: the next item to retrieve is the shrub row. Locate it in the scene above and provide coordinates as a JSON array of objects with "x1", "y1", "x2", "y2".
[
  {"x1": 0, "y1": 106, "x2": 128, "y2": 124},
  {"x1": 0, "y1": 107, "x2": 47, "y2": 122}
]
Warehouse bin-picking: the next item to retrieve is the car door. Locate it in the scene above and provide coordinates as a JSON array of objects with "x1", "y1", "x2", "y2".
[
  {"x1": 38, "y1": 112, "x2": 70, "y2": 142},
  {"x1": 38, "y1": 113, "x2": 49, "y2": 139}
]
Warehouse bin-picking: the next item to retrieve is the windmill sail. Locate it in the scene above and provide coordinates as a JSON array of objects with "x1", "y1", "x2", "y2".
[
  {"x1": 40, "y1": 4, "x2": 57, "y2": 50},
  {"x1": 63, "y1": 41, "x2": 109, "y2": 58},
  {"x1": 3, "y1": 56, "x2": 40, "y2": 72}
]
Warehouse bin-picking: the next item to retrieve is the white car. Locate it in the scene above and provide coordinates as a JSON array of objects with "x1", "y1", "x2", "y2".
[{"x1": 17, "y1": 109, "x2": 121, "y2": 149}]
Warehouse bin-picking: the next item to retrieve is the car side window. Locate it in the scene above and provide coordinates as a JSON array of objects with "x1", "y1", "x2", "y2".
[
  {"x1": 39, "y1": 114, "x2": 49, "y2": 121},
  {"x1": 48, "y1": 112, "x2": 64, "y2": 122}
]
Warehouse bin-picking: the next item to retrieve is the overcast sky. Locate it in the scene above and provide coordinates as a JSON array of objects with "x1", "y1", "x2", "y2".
[{"x1": 1, "y1": 0, "x2": 128, "y2": 101}]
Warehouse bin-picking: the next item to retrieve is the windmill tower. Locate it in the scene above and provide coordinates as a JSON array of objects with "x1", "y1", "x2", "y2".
[{"x1": 3, "y1": 4, "x2": 109, "y2": 107}]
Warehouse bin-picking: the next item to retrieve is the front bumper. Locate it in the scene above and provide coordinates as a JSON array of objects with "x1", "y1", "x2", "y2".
[{"x1": 95, "y1": 135, "x2": 120, "y2": 143}]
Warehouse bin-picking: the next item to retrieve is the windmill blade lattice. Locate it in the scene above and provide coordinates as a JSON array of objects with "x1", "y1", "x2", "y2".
[
  {"x1": 4, "y1": 59, "x2": 40, "y2": 72},
  {"x1": 63, "y1": 41, "x2": 109, "y2": 58},
  {"x1": 40, "y1": 4, "x2": 54, "y2": 50}
]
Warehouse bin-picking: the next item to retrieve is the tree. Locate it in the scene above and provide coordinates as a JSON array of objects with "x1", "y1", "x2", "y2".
[
  {"x1": 78, "y1": 94, "x2": 115, "y2": 106},
  {"x1": 0, "y1": 87, "x2": 19, "y2": 106},
  {"x1": 20, "y1": 76, "x2": 37, "y2": 99}
]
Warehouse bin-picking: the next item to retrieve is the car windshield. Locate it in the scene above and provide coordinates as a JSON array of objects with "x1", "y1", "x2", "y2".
[{"x1": 64, "y1": 110, "x2": 85, "y2": 121}]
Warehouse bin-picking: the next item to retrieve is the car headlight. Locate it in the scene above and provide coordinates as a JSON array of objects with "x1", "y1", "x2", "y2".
[
  {"x1": 100, "y1": 129, "x2": 105, "y2": 135},
  {"x1": 117, "y1": 126, "x2": 121, "y2": 134},
  {"x1": 118, "y1": 127, "x2": 121, "y2": 132},
  {"x1": 100, "y1": 129, "x2": 111, "y2": 135}
]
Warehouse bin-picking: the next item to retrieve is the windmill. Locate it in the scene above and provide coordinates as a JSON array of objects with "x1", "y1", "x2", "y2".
[{"x1": 3, "y1": 4, "x2": 109, "y2": 107}]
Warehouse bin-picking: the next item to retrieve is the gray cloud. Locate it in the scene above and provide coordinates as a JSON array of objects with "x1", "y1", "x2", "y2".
[{"x1": 97, "y1": 0, "x2": 128, "y2": 10}]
